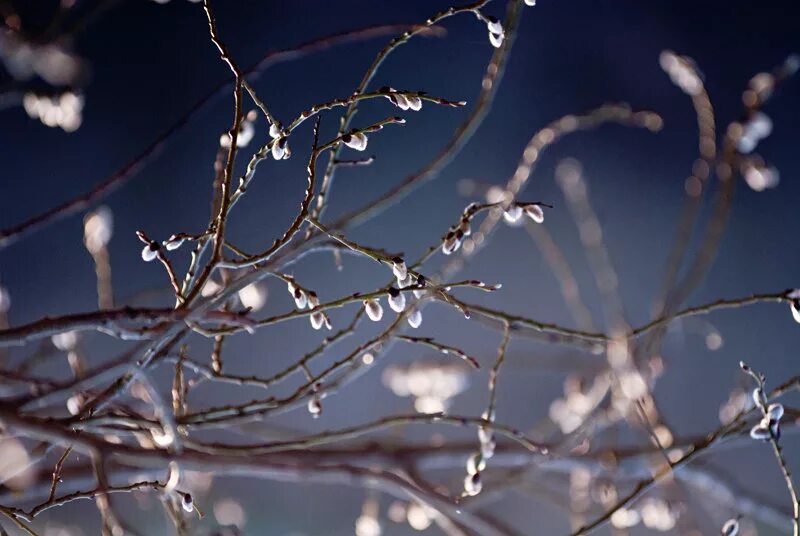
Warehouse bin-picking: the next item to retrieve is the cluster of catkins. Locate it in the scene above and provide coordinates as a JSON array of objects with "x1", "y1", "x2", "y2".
[{"x1": 362, "y1": 258, "x2": 424, "y2": 329}]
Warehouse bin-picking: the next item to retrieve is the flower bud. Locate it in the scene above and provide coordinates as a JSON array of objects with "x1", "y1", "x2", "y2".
[
  {"x1": 459, "y1": 219, "x2": 472, "y2": 237},
  {"x1": 406, "y1": 95, "x2": 422, "y2": 111},
  {"x1": 164, "y1": 235, "x2": 185, "y2": 251},
  {"x1": 752, "y1": 387, "x2": 763, "y2": 408},
  {"x1": 790, "y1": 300, "x2": 800, "y2": 324},
  {"x1": 466, "y1": 452, "x2": 486, "y2": 475},
  {"x1": 398, "y1": 273, "x2": 414, "y2": 289},
  {"x1": 503, "y1": 205, "x2": 523, "y2": 225},
  {"x1": 364, "y1": 299, "x2": 384, "y2": 322},
  {"x1": 480, "y1": 438, "x2": 496, "y2": 459},
  {"x1": 391, "y1": 257, "x2": 408, "y2": 281},
  {"x1": 485, "y1": 16, "x2": 503, "y2": 35},
  {"x1": 343, "y1": 132, "x2": 368, "y2": 151},
  {"x1": 442, "y1": 229, "x2": 464, "y2": 255},
  {"x1": 269, "y1": 122, "x2": 282, "y2": 139},
  {"x1": 524, "y1": 204, "x2": 545, "y2": 223},
  {"x1": 308, "y1": 397, "x2": 322, "y2": 418},
  {"x1": 488, "y1": 31, "x2": 504, "y2": 48},
  {"x1": 463, "y1": 472, "x2": 482, "y2": 496},
  {"x1": 388, "y1": 92, "x2": 410, "y2": 110},
  {"x1": 749, "y1": 421, "x2": 771, "y2": 441},
  {"x1": 272, "y1": 136, "x2": 289, "y2": 160},
  {"x1": 310, "y1": 312, "x2": 326, "y2": 330},
  {"x1": 181, "y1": 493, "x2": 194, "y2": 513},
  {"x1": 721, "y1": 518, "x2": 739, "y2": 536},
  {"x1": 767, "y1": 403, "x2": 784, "y2": 421},
  {"x1": 387, "y1": 287, "x2": 406, "y2": 313},
  {"x1": 407, "y1": 309, "x2": 422, "y2": 329},
  {"x1": 141, "y1": 242, "x2": 159, "y2": 262}
]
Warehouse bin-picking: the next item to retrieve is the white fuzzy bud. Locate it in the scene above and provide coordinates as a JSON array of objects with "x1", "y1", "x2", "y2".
[
  {"x1": 480, "y1": 438, "x2": 496, "y2": 459},
  {"x1": 463, "y1": 472, "x2": 482, "y2": 496},
  {"x1": 749, "y1": 421, "x2": 771, "y2": 441},
  {"x1": 389, "y1": 92, "x2": 410, "y2": 110},
  {"x1": 790, "y1": 300, "x2": 800, "y2": 324},
  {"x1": 181, "y1": 493, "x2": 194, "y2": 513},
  {"x1": 391, "y1": 257, "x2": 407, "y2": 280},
  {"x1": 442, "y1": 230, "x2": 463, "y2": 255},
  {"x1": 364, "y1": 299, "x2": 384, "y2": 322},
  {"x1": 524, "y1": 204, "x2": 545, "y2": 223},
  {"x1": 524, "y1": 0, "x2": 536, "y2": 5},
  {"x1": 485, "y1": 16, "x2": 503, "y2": 35},
  {"x1": 767, "y1": 403, "x2": 784, "y2": 421},
  {"x1": 269, "y1": 122, "x2": 282, "y2": 139},
  {"x1": 503, "y1": 205, "x2": 523, "y2": 225},
  {"x1": 141, "y1": 243, "x2": 159, "y2": 262},
  {"x1": 721, "y1": 518, "x2": 739, "y2": 536},
  {"x1": 478, "y1": 425, "x2": 492, "y2": 445},
  {"x1": 310, "y1": 312, "x2": 326, "y2": 330},
  {"x1": 407, "y1": 309, "x2": 422, "y2": 329},
  {"x1": 387, "y1": 288, "x2": 406, "y2": 313},
  {"x1": 752, "y1": 387, "x2": 763, "y2": 408},
  {"x1": 398, "y1": 273, "x2": 414, "y2": 289},
  {"x1": 307, "y1": 397, "x2": 322, "y2": 418},
  {"x1": 164, "y1": 235, "x2": 185, "y2": 251},
  {"x1": 343, "y1": 131, "x2": 368, "y2": 151},
  {"x1": 406, "y1": 95, "x2": 422, "y2": 111},
  {"x1": 466, "y1": 452, "x2": 486, "y2": 475},
  {"x1": 294, "y1": 288, "x2": 308, "y2": 309},
  {"x1": 459, "y1": 219, "x2": 472, "y2": 237},
  {"x1": 271, "y1": 136, "x2": 289, "y2": 160},
  {"x1": 488, "y1": 31, "x2": 504, "y2": 49}
]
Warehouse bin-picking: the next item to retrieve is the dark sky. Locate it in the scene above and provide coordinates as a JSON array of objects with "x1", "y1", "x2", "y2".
[{"x1": 1, "y1": 1, "x2": 799, "y2": 534}]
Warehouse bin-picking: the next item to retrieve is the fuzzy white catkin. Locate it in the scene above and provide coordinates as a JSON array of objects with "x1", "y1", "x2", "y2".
[
  {"x1": 503, "y1": 205, "x2": 523, "y2": 225},
  {"x1": 749, "y1": 421, "x2": 770, "y2": 440},
  {"x1": 463, "y1": 472, "x2": 482, "y2": 496},
  {"x1": 364, "y1": 299, "x2": 384, "y2": 322},
  {"x1": 310, "y1": 312, "x2": 325, "y2": 330},
  {"x1": 307, "y1": 397, "x2": 322, "y2": 417},
  {"x1": 524, "y1": 204, "x2": 545, "y2": 223},
  {"x1": 767, "y1": 402, "x2": 784, "y2": 420},
  {"x1": 406, "y1": 95, "x2": 422, "y2": 111},
  {"x1": 488, "y1": 31, "x2": 503, "y2": 48},
  {"x1": 269, "y1": 123, "x2": 282, "y2": 139},
  {"x1": 164, "y1": 235, "x2": 184, "y2": 251},
  {"x1": 141, "y1": 244, "x2": 158, "y2": 262},
  {"x1": 388, "y1": 290, "x2": 406, "y2": 313},
  {"x1": 391, "y1": 259, "x2": 407, "y2": 281},
  {"x1": 721, "y1": 518, "x2": 739, "y2": 536},
  {"x1": 294, "y1": 289, "x2": 308, "y2": 309},
  {"x1": 182, "y1": 494, "x2": 194, "y2": 513},
  {"x1": 271, "y1": 137, "x2": 289, "y2": 160},
  {"x1": 391, "y1": 93, "x2": 410, "y2": 110},
  {"x1": 397, "y1": 273, "x2": 414, "y2": 289},
  {"x1": 344, "y1": 132, "x2": 368, "y2": 151},
  {"x1": 485, "y1": 17, "x2": 503, "y2": 35},
  {"x1": 466, "y1": 452, "x2": 486, "y2": 475},
  {"x1": 790, "y1": 301, "x2": 800, "y2": 324},
  {"x1": 407, "y1": 309, "x2": 422, "y2": 328},
  {"x1": 442, "y1": 233, "x2": 462, "y2": 255}
]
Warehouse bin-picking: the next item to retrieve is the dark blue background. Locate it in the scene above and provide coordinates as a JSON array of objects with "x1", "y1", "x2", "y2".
[{"x1": 0, "y1": 1, "x2": 798, "y2": 534}]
